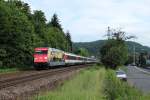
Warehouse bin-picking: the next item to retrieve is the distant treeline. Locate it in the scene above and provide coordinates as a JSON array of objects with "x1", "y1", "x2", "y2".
[
  {"x1": 73, "y1": 40, "x2": 150, "y2": 57},
  {"x1": 0, "y1": 0, "x2": 72, "y2": 68}
]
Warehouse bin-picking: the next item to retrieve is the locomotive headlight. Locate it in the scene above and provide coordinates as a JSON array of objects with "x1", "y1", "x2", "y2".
[
  {"x1": 34, "y1": 58, "x2": 37, "y2": 61},
  {"x1": 44, "y1": 57, "x2": 47, "y2": 59}
]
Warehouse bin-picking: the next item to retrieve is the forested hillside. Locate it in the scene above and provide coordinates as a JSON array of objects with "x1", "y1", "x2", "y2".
[
  {"x1": 0, "y1": 0, "x2": 72, "y2": 68},
  {"x1": 73, "y1": 40, "x2": 150, "y2": 57}
]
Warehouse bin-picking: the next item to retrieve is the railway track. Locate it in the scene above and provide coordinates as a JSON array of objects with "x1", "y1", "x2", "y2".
[{"x1": 0, "y1": 65, "x2": 88, "y2": 90}]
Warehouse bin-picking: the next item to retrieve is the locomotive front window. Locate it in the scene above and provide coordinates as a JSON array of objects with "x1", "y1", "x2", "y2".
[{"x1": 35, "y1": 50, "x2": 48, "y2": 54}]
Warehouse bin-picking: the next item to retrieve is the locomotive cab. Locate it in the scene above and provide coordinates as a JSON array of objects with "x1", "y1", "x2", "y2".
[
  {"x1": 34, "y1": 48, "x2": 49, "y2": 69},
  {"x1": 34, "y1": 47, "x2": 66, "y2": 69}
]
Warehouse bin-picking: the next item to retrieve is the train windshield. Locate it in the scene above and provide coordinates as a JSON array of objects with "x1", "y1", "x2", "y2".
[{"x1": 35, "y1": 50, "x2": 48, "y2": 54}]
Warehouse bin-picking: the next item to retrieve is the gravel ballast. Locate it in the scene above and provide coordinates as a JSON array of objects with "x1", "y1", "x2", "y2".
[{"x1": 0, "y1": 69, "x2": 81, "y2": 100}]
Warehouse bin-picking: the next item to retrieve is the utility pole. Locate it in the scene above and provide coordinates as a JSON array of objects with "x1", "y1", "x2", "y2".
[
  {"x1": 133, "y1": 46, "x2": 136, "y2": 65},
  {"x1": 107, "y1": 26, "x2": 111, "y2": 39}
]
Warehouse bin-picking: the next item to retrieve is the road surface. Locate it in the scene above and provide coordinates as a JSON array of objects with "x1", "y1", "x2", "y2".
[{"x1": 127, "y1": 66, "x2": 150, "y2": 93}]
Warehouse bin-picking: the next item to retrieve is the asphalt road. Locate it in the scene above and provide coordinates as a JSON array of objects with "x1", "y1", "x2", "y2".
[{"x1": 127, "y1": 66, "x2": 150, "y2": 93}]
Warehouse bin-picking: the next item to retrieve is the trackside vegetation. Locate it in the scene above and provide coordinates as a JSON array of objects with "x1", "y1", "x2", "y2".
[
  {"x1": 0, "y1": 67, "x2": 18, "y2": 74},
  {"x1": 36, "y1": 66, "x2": 106, "y2": 100},
  {"x1": 36, "y1": 66, "x2": 150, "y2": 100}
]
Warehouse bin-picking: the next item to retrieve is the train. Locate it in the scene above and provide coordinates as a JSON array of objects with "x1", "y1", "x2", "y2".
[{"x1": 33, "y1": 47, "x2": 97, "y2": 69}]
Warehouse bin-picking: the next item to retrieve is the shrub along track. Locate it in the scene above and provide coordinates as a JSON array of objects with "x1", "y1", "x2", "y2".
[{"x1": 0, "y1": 64, "x2": 91, "y2": 100}]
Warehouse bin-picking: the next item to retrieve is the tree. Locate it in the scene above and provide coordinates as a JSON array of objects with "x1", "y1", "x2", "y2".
[
  {"x1": 43, "y1": 27, "x2": 69, "y2": 51},
  {"x1": 14, "y1": 1, "x2": 31, "y2": 16},
  {"x1": 125, "y1": 54, "x2": 134, "y2": 65},
  {"x1": 75, "y1": 48, "x2": 89, "y2": 57},
  {"x1": 106, "y1": 27, "x2": 136, "y2": 41},
  {"x1": 66, "y1": 31, "x2": 72, "y2": 52},
  {"x1": 100, "y1": 28, "x2": 132, "y2": 69},
  {"x1": 139, "y1": 52, "x2": 147, "y2": 67},
  {"x1": 32, "y1": 10, "x2": 47, "y2": 38},
  {"x1": 0, "y1": 1, "x2": 34, "y2": 67},
  {"x1": 100, "y1": 40, "x2": 128, "y2": 69},
  {"x1": 0, "y1": 49, "x2": 7, "y2": 67},
  {"x1": 0, "y1": 0, "x2": 72, "y2": 68},
  {"x1": 48, "y1": 13, "x2": 63, "y2": 31}
]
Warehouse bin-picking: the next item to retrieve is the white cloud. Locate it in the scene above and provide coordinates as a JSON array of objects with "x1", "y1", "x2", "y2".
[{"x1": 23, "y1": 0, "x2": 150, "y2": 46}]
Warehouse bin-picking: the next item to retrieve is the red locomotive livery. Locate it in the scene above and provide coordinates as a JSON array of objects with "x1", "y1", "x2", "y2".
[
  {"x1": 34, "y1": 48, "x2": 48, "y2": 63},
  {"x1": 33, "y1": 47, "x2": 97, "y2": 69}
]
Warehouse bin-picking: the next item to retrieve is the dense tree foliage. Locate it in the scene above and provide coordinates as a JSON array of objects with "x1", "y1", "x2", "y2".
[
  {"x1": 125, "y1": 54, "x2": 134, "y2": 65},
  {"x1": 0, "y1": 1, "x2": 34, "y2": 67},
  {"x1": 32, "y1": 10, "x2": 47, "y2": 37},
  {"x1": 66, "y1": 31, "x2": 72, "y2": 52},
  {"x1": 138, "y1": 52, "x2": 147, "y2": 67},
  {"x1": 74, "y1": 48, "x2": 90, "y2": 57},
  {"x1": 48, "y1": 14, "x2": 63, "y2": 31},
  {"x1": 100, "y1": 39, "x2": 128, "y2": 69},
  {"x1": 100, "y1": 28, "x2": 130, "y2": 69},
  {"x1": 0, "y1": 0, "x2": 72, "y2": 68},
  {"x1": 44, "y1": 27, "x2": 69, "y2": 51}
]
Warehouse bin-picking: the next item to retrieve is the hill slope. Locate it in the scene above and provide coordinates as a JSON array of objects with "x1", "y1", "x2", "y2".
[{"x1": 73, "y1": 40, "x2": 150, "y2": 57}]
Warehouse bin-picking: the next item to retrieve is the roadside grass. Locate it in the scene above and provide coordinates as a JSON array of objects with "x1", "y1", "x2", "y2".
[
  {"x1": 104, "y1": 70, "x2": 150, "y2": 100},
  {"x1": 36, "y1": 66, "x2": 106, "y2": 100},
  {"x1": 35, "y1": 65, "x2": 150, "y2": 100}
]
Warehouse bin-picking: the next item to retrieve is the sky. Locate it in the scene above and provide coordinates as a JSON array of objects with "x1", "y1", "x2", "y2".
[{"x1": 22, "y1": 0, "x2": 150, "y2": 47}]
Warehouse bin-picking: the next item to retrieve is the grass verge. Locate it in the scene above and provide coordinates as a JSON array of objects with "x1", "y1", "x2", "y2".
[
  {"x1": 0, "y1": 65, "x2": 34, "y2": 74},
  {"x1": 35, "y1": 65, "x2": 150, "y2": 100},
  {"x1": 0, "y1": 67, "x2": 19, "y2": 74},
  {"x1": 36, "y1": 66, "x2": 106, "y2": 100},
  {"x1": 104, "y1": 69, "x2": 150, "y2": 100}
]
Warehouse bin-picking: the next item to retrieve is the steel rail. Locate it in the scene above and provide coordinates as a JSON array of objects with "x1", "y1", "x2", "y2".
[{"x1": 0, "y1": 65, "x2": 88, "y2": 89}]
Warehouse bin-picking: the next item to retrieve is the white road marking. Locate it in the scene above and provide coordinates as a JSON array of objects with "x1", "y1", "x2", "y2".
[{"x1": 133, "y1": 66, "x2": 150, "y2": 75}]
